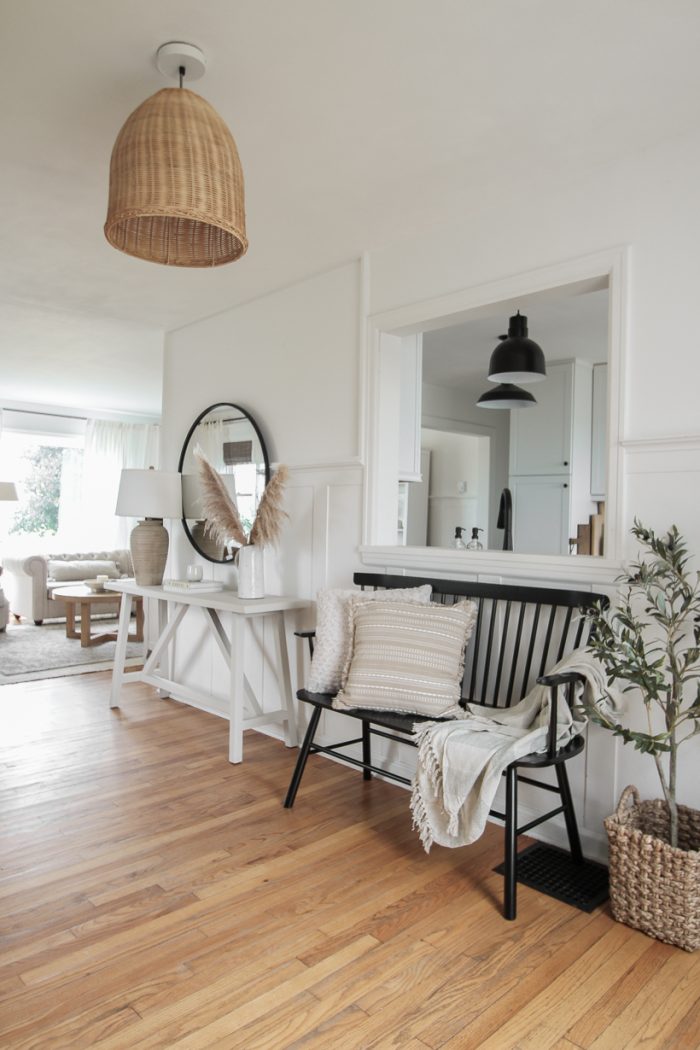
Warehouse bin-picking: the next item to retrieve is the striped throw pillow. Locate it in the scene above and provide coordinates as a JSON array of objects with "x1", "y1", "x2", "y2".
[
  {"x1": 306, "y1": 584, "x2": 432, "y2": 694},
  {"x1": 333, "y1": 598, "x2": 478, "y2": 717}
]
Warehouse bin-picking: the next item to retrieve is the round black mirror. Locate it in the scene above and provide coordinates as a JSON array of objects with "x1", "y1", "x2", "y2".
[{"x1": 178, "y1": 402, "x2": 270, "y2": 563}]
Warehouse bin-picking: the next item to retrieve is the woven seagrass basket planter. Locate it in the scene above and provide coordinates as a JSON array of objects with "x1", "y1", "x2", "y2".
[{"x1": 605, "y1": 785, "x2": 700, "y2": 952}]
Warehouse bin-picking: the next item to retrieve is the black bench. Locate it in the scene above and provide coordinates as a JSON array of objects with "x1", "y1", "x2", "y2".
[{"x1": 284, "y1": 572, "x2": 608, "y2": 919}]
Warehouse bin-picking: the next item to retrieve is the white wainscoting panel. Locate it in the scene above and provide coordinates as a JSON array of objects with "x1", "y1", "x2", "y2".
[{"x1": 162, "y1": 462, "x2": 365, "y2": 752}]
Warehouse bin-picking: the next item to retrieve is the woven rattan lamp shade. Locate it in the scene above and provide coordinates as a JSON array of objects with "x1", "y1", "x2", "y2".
[{"x1": 105, "y1": 88, "x2": 247, "y2": 267}]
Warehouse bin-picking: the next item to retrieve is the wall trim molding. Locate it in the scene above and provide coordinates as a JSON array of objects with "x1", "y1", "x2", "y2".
[
  {"x1": 284, "y1": 459, "x2": 363, "y2": 474},
  {"x1": 0, "y1": 398, "x2": 160, "y2": 426},
  {"x1": 359, "y1": 544, "x2": 621, "y2": 587},
  {"x1": 621, "y1": 434, "x2": 700, "y2": 453},
  {"x1": 621, "y1": 434, "x2": 700, "y2": 475}
]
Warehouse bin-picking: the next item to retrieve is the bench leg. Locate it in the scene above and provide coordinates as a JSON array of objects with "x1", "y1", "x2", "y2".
[
  {"x1": 504, "y1": 765, "x2": 518, "y2": 920},
  {"x1": 283, "y1": 705, "x2": 322, "y2": 808},
  {"x1": 362, "y1": 721, "x2": 372, "y2": 780},
  {"x1": 556, "y1": 762, "x2": 583, "y2": 864}
]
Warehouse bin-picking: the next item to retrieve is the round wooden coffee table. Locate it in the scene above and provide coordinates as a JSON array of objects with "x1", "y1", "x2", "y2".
[{"x1": 52, "y1": 586, "x2": 144, "y2": 648}]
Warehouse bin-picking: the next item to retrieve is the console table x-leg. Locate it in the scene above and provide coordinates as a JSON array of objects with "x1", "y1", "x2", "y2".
[{"x1": 107, "y1": 583, "x2": 309, "y2": 764}]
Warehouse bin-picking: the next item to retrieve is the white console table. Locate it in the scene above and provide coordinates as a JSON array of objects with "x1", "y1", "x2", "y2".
[{"x1": 106, "y1": 580, "x2": 309, "y2": 763}]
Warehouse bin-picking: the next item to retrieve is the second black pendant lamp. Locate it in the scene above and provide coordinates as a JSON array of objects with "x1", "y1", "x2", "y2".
[{"x1": 487, "y1": 311, "x2": 546, "y2": 384}]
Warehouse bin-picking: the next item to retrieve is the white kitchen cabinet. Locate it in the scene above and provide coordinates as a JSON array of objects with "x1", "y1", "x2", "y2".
[
  {"x1": 508, "y1": 360, "x2": 595, "y2": 554},
  {"x1": 509, "y1": 363, "x2": 574, "y2": 476},
  {"x1": 510, "y1": 474, "x2": 572, "y2": 555}
]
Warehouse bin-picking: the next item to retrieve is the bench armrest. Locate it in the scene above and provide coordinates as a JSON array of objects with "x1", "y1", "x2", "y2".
[
  {"x1": 536, "y1": 670, "x2": 587, "y2": 758},
  {"x1": 294, "y1": 628, "x2": 316, "y2": 658},
  {"x1": 537, "y1": 670, "x2": 587, "y2": 689}
]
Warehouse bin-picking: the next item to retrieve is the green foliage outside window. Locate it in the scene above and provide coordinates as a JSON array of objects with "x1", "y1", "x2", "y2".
[{"x1": 9, "y1": 446, "x2": 63, "y2": 537}]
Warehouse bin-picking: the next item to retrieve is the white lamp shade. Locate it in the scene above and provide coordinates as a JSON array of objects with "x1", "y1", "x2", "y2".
[
  {"x1": 0, "y1": 482, "x2": 18, "y2": 501},
  {"x1": 181, "y1": 472, "x2": 237, "y2": 519},
  {"x1": 115, "y1": 469, "x2": 182, "y2": 519}
]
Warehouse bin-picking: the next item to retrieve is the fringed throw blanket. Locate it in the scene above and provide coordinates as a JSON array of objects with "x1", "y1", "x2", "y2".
[{"x1": 410, "y1": 649, "x2": 617, "y2": 851}]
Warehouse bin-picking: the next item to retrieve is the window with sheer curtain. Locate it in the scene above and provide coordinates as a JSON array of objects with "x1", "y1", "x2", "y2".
[
  {"x1": 74, "y1": 420, "x2": 161, "y2": 549},
  {"x1": 0, "y1": 413, "x2": 160, "y2": 552}
]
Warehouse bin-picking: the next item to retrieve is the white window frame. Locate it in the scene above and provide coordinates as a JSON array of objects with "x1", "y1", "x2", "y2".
[{"x1": 360, "y1": 246, "x2": 629, "y2": 586}]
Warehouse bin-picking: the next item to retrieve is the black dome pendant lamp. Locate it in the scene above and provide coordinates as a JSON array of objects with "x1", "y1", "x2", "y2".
[
  {"x1": 476, "y1": 383, "x2": 537, "y2": 409},
  {"x1": 487, "y1": 311, "x2": 546, "y2": 384}
]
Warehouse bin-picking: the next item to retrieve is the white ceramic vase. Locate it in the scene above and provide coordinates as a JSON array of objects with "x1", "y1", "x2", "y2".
[{"x1": 237, "y1": 544, "x2": 265, "y2": 599}]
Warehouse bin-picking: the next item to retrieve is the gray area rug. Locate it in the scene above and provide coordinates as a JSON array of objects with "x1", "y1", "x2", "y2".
[{"x1": 0, "y1": 619, "x2": 145, "y2": 684}]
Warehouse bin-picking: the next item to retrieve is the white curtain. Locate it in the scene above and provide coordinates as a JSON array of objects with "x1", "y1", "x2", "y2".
[
  {"x1": 64, "y1": 420, "x2": 160, "y2": 549},
  {"x1": 195, "y1": 418, "x2": 225, "y2": 470}
]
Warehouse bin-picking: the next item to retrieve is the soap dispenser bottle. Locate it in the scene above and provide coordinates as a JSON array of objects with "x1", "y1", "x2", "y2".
[
  {"x1": 454, "y1": 526, "x2": 467, "y2": 550},
  {"x1": 466, "y1": 527, "x2": 484, "y2": 550}
]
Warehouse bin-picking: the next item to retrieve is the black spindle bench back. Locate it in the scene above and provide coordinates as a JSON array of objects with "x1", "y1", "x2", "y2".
[{"x1": 354, "y1": 573, "x2": 598, "y2": 710}]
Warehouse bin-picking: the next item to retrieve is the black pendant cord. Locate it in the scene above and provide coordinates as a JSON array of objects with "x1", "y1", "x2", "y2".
[{"x1": 179, "y1": 65, "x2": 185, "y2": 88}]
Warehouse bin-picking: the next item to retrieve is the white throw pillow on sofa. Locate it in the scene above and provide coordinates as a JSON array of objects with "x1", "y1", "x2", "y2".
[
  {"x1": 306, "y1": 584, "x2": 432, "y2": 694},
  {"x1": 48, "y1": 559, "x2": 120, "y2": 582}
]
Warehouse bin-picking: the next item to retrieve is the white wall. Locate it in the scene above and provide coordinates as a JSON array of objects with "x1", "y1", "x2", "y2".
[
  {"x1": 421, "y1": 427, "x2": 486, "y2": 547},
  {"x1": 161, "y1": 127, "x2": 700, "y2": 859},
  {"x1": 161, "y1": 261, "x2": 365, "y2": 721},
  {"x1": 422, "y1": 381, "x2": 509, "y2": 550}
]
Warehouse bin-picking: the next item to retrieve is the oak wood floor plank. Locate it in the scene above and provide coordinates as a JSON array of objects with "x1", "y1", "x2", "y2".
[
  {"x1": 564, "y1": 940, "x2": 670, "y2": 1046},
  {"x1": 0, "y1": 929, "x2": 207, "y2": 1043},
  {"x1": 585, "y1": 948, "x2": 700, "y2": 1050},
  {"x1": 87, "y1": 849, "x2": 232, "y2": 906},
  {"x1": 2, "y1": 672, "x2": 699, "y2": 1050},
  {"x1": 436, "y1": 911, "x2": 617, "y2": 1050},
  {"x1": 7, "y1": 1004, "x2": 143, "y2": 1050},
  {"x1": 472, "y1": 923, "x2": 649, "y2": 1049},
  {"x1": 356, "y1": 897, "x2": 576, "y2": 1047},
  {"x1": 660, "y1": 993, "x2": 700, "y2": 1049},
  {"x1": 95, "y1": 935, "x2": 379, "y2": 1050},
  {"x1": 302, "y1": 888, "x2": 563, "y2": 1048},
  {"x1": 213, "y1": 991, "x2": 369, "y2": 1050}
]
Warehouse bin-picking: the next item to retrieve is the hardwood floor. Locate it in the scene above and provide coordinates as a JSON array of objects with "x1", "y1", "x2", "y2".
[{"x1": 1, "y1": 672, "x2": 698, "y2": 1049}]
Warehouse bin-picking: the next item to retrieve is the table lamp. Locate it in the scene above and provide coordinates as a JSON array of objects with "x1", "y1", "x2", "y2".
[{"x1": 115, "y1": 468, "x2": 181, "y2": 585}]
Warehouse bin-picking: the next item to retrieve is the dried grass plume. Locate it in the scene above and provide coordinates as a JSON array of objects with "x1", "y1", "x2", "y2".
[
  {"x1": 250, "y1": 465, "x2": 289, "y2": 547},
  {"x1": 194, "y1": 450, "x2": 289, "y2": 548},
  {"x1": 194, "y1": 449, "x2": 247, "y2": 548}
]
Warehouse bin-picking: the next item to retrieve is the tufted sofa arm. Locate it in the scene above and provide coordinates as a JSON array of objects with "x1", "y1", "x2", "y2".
[
  {"x1": 3, "y1": 549, "x2": 132, "y2": 624},
  {"x1": 2, "y1": 555, "x2": 47, "y2": 624}
]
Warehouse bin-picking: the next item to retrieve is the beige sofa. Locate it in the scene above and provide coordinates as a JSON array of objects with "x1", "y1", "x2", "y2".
[{"x1": 2, "y1": 549, "x2": 133, "y2": 625}]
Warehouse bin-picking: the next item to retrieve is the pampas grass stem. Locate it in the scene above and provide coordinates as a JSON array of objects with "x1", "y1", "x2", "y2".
[
  {"x1": 194, "y1": 449, "x2": 248, "y2": 548},
  {"x1": 250, "y1": 465, "x2": 289, "y2": 547},
  {"x1": 195, "y1": 450, "x2": 289, "y2": 549}
]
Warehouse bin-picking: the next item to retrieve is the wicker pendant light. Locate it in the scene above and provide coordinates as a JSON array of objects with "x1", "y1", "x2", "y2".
[{"x1": 104, "y1": 44, "x2": 247, "y2": 267}]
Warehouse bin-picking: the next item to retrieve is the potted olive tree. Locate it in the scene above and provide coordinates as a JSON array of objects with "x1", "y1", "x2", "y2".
[{"x1": 581, "y1": 520, "x2": 700, "y2": 951}]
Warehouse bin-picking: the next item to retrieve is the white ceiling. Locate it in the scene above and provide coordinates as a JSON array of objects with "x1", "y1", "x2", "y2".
[{"x1": 2, "y1": 1, "x2": 700, "y2": 414}]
